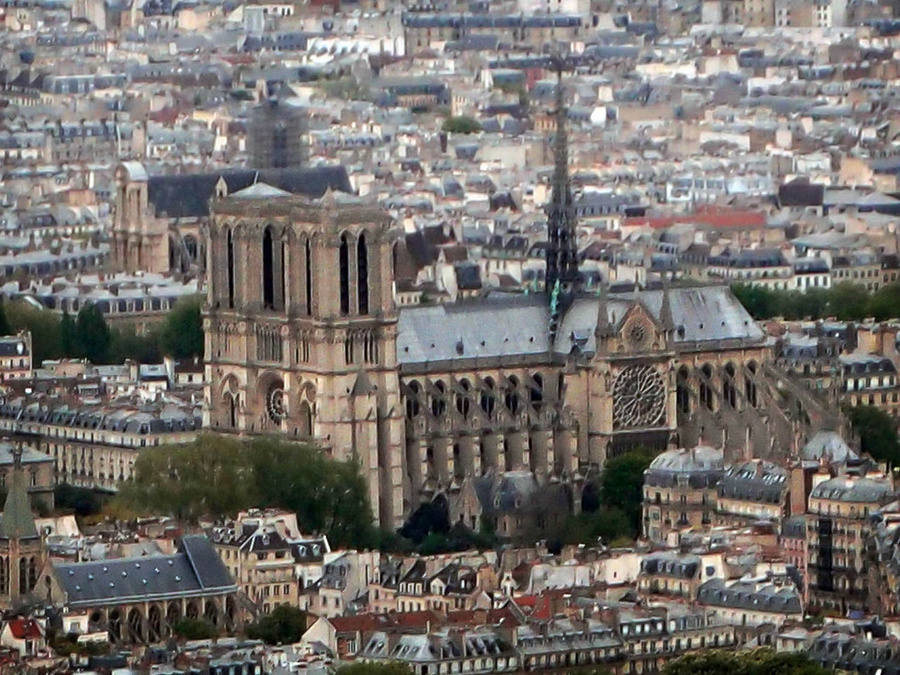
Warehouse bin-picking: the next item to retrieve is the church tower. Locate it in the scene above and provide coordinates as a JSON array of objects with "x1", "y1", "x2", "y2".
[
  {"x1": 204, "y1": 189, "x2": 406, "y2": 527},
  {"x1": 0, "y1": 445, "x2": 45, "y2": 608}
]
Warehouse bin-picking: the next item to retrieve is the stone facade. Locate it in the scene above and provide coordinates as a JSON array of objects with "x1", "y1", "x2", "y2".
[{"x1": 204, "y1": 190, "x2": 837, "y2": 531}]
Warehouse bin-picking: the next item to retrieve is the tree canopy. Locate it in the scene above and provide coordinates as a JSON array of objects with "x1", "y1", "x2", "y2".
[
  {"x1": 160, "y1": 296, "x2": 204, "y2": 359},
  {"x1": 117, "y1": 435, "x2": 376, "y2": 548},
  {"x1": 246, "y1": 605, "x2": 307, "y2": 645},
  {"x1": 732, "y1": 281, "x2": 900, "y2": 321},
  {"x1": 663, "y1": 648, "x2": 831, "y2": 675},
  {"x1": 1, "y1": 295, "x2": 204, "y2": 365},
  {"x1": 848, "y1": 405, "x2": 900, "y2": 466},
  {"x1": 557, "y1": 448, "x2": 656, "y2": 548},
  {"x1": 442, "y1": 116, "x2": 482, "y2": 134},
  {"x1": 74, "y1": 303, "x2": 111, "y2": 364},
  {"x1": 172, "y1": 618, "x2": 217, "y2": 640},
  {"x1": 0, "y1": 299, "x2": 11, "y2": 336}
]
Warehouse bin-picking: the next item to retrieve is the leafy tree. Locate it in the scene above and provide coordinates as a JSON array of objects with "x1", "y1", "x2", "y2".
[
  {"x1": 109, "y1": 327, "x2": 162, "y2": 365},
  {"x1": 159, "y1": 296, "x2": 204, "y2": 359},
  {"x1": 172, "y1": 618, "x2": 217, "y2": 640},
  {"x1": 246, "y1": 605, "x2": 307, "y2": 645},
  {"x1": 5, "y1": 300, "x2": 63, "y2": 363},
  {"x1": 0, "y1": 299, "x2": 10, "y2": 336},
  {"x1": 562, "y1": 507, "x2": 633, "y2": 547},
  {"x1": 337, "y1": 662, "x2": 415, "y2": 675},
  {"x1": 442, "y1": 116, "x2": 481, "y2": 134},
  {"x1": 827, "y1": 282, "x2": 871, "y2": 321},
  {"x1": 663, "y1": 648, "x2": 830, "y2": 675},
  {"x1": 54, "y1": 484, "x2": 105, "y2": 517},
  {"x1": 848, "y1": 405, "x2": 900, "y2": 466},
  {"x1": 75, "y1": 303, "x2": 111, "y2": 363},
  {"x1": 867, "y1": 282, "x2": 900, "y2": 321},
  {"x1": 118, "y1": 436, "x2": 377, "y2": 548},
  {"x1": 60, "y1": 310, "x2": 76, "y2": 356},
  {"x1": 599, "y1": 448, "x2": 656, "y2": 536},
  {"x1": 731, "y1": 284, "x2": 778, "y2": 319}
]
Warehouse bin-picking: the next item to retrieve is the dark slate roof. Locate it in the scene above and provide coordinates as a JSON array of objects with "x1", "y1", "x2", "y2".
[
  {"x1": 697, "y1": 579, "x2": 802, "y2": 614},
  {"x1": 146, "y1": 165, "x2": 352, "y2": 219},
  {"x1": 53, "y1": 535, "x2": 236, "y2": 608},
  {"x1": 0, "y1": 337, "x2": 28, "y2": 357},
  {"x1": 640, "y1": 553, "x2": 700, "y2": 579},
  {"x1": 717, "y1": 461, "x2": 788, "y2": 505}
]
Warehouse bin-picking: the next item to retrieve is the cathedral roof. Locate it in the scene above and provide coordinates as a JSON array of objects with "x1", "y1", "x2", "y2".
[
  {"x1": 396, "y1": 286, "x2": 763, "y2": 367},
  {"x1": 230, "y1": 182, "x2": 292, "y2": 199},
  {"x1": 146, "y1": 165, "x2": 352, "y2": 219}
]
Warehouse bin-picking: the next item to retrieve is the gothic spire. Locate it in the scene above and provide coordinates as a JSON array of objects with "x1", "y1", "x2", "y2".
[
  {"x1": 545, "y1": 60, "x2": 580, "y2": 299},
  {"x1": 660, "y1": 278, "x2": 675, "y2": 333},
  {"x1": 0, "y1": 445, "x2": 38, "y2": 541},
  {"x1": 595, "y1": 285, "x2": 614, "y2": 341}
]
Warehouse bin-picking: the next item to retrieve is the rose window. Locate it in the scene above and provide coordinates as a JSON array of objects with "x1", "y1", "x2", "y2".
[
  {"x1": 612, "y1": 365, "x2": 666, "y2": 429},
  {"x1": 266, "y1": 382, "x2": 287, "y2": 424}
]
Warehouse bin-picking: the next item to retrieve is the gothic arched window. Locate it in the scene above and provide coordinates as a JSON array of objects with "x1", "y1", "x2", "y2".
[
  {"x1": 358, "y1": 232, "x2": 369, "y2": 315},
  {"x1": 723, "y1": 363, "x2": 737, "y2": 408},
  {"x1": 226, "y1": 228, "x2": 235, "y2": 308},
  {"x1": 676, "y1": 366, "x2": 691, "y2": 417},
  {"x1": 746, "y1": 361, "x2": 759, "y2": 408},
  {"x1": 481, "y1": 377, "x2": 496, "y2": 419},
  {"x1": 700, "y1": 364, "x2": 714, "y2": 412},
  {"x1": 263, "y1": 226, "x2": 275, "y2": 309},
  {"x1": 339, "y1": 233, "x2": 350, "y2": 316},
  {"x1": 305, "y1": 237, "x2": 313, "y2": 316}
]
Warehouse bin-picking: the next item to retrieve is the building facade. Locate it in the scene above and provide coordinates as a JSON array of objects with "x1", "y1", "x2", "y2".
[{"x1": 203, "y1": 184, "x2": 836, "y2": 529}]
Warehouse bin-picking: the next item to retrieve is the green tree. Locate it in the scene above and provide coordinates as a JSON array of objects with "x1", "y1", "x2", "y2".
[
  {"x1": 5, "y1": 300, "x2": 62, "y2": 363},
  {"x1": 246, "y1": 605, "x2": 307, "y2": 645},
  {"x1": 848, "y1": 404, "x2": 900, "y2": 466},
  {"x1": 117, "y1": 436, "x2": 377, "y2": 548},
  {"x1": 827, "y1": 282, "x2": 871, "y2": 321},
  {"x1": 54, "y1": 484, "x2": 105, "y2": 517},
  {"x1": 663, "y1": 648, "x2": 830, "y2": 675},
  {"x1": 60, "y1": 310, "x2": 76, "y2": 356},
  {"x1": 867, "y1": 282, "x2": 900, "y2": 321},
  {"x1": 109, "y1": 327, "x2": 161, "y2": 365},
  {"x1": 442, "y1": 116, "x2": 481, "y2": 134},
  {"x1": 159, "y1": 296, "x2": 204, "y2": 359},
  {"x1": 0, "y1": 299, "x2": 10, "y2": 336},
  {"x1": 337, "y1": 663, "x2": 415, "y2": 675},
  {"x1": 172, "y1": 618, "x2": 217, "y2": 640},
  {"x1": 731, "y1": 283, "x2": 778, "y2": 319},
  {"x1": 598, "y1": 448, "x2": 656, "y2": 537},
  {"x1": 75, "y1": 303, "x2": 111, "y2": 363}
]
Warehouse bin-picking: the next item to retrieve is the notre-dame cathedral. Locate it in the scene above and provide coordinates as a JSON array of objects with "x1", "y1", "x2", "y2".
[{"x1": 170, "y1": 78, "x2": 833, "y2": 531}]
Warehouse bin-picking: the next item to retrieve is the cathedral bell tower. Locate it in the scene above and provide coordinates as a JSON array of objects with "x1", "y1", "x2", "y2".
[{"x1": 204, "y1": 188, "x2": 406, "y2": 528}]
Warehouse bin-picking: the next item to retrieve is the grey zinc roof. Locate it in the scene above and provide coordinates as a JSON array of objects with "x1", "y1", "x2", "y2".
[
  {"x1": 697, "y1": 579, "x2": 802, "y2": 614},
  {"x1": 53, "y1": 535, "x2": 236, "y2": 608},
  {"x1": 397, "y1": 294, "x2": 550, "y2": 365},
  {"x1": 801, "y1": 432, "x2": 858, "y2": 463},
  {"x1": 396, "y1": 286, "x2": 762, "y2": 366},
  {"x1": 635, "y1": 286, "x2": 764, "y2": 345},
  {"x1": 811, "y1": 477, "x2": 896, "y2": 504}
]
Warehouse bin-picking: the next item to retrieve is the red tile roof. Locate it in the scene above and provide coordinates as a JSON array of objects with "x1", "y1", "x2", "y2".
[
  {"x1": 623, "y1": 207, "x2": 767, "y2": 231},
  {"x1": 7, "y1": 619, "x2": 42, "y2": 640}
]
